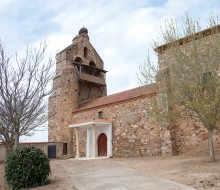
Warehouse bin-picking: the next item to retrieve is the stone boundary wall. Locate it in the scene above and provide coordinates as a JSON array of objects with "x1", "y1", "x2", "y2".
[
  {"x1": 175, "y1": 117, "x2": 220, "y2": 156},
  {"x1": 20, "y1": 142, "x2": 65, "y2": 158},
  {"x1": 0, "y1": 142, "x2": 68, "y2": 162}
]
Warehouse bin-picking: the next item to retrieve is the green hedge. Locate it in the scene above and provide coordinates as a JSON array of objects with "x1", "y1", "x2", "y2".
[{"x1": 5, "y1": 146, "x2": 51, "y2": 189}]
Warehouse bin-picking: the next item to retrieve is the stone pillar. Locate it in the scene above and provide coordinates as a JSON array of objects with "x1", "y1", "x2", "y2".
[
  {"x1": 92, "y1": 124, "x2": 96, "y2": 158},
  {"x1": 160, "y1": 128, "x2": 172, "y2": 156},
  {"x1": 75, "y1": 127, "x2": 79, "y2": 158}
]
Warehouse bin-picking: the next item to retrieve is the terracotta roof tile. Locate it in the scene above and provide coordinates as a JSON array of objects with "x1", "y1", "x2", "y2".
[
  {"x1": 72, "y1": 118, "x2": 111, "y2": 125},
  {"x1": 74, "y1": 83, "x2": 158, "y2": 113}
]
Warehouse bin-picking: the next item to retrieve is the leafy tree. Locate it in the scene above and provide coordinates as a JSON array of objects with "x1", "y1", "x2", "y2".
[
  {"x1": 140, "y1": 15, "x2": 220, "y2": 162},
  {"x1": 0, "y1": 40, "x2": 54, "y2": 153}
]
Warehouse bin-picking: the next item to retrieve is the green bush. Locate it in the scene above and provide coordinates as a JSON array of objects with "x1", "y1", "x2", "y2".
[{"x1": 5, "y1": 146, "x2": 51, "y2": 189}]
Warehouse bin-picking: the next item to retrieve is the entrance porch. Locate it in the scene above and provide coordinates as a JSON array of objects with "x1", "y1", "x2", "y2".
[{"x1": 69, "y1": 118, "x2": 112, "y2": 159}]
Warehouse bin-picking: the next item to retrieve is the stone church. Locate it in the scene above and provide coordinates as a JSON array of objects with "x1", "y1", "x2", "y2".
[{"x1": 48, "y1": 27, "x2": 220, "y2": 158}]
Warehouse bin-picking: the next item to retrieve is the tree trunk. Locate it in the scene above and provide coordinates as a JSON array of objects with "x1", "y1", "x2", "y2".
[
  {"x1": 208, "y1": 129, "x2": 216, "y2": 162},
  {"x1": 5, "y1": 145, "x2": 10, "y2": 158},
  {"x1": 165, "y1": 68, "x2": 179, "y2": 156},
  {"x1": 170, "y1": 126, "x2": 179, "y2": 156},
  {"x1": 14, "y1": 130, "x2": 19, "y2": 149}
]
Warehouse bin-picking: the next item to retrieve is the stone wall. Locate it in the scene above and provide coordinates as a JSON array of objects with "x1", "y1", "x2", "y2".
[
  {"x1": 72, "y1": 33, "x2": 104, "y2": 69},
  {"x1": 71, "y1": 94, "x2": 171, "y2": 158},
  {"x1": 175, "y1": 117, "x2": 220, "y2": 156},
  {"x1": 20, "y1": 142, "x2": 65, "y2": 158},
  {"x1": 157, "y1": 28, "x2": 220, "y2": 157},
  {"x1": 0, "y1": 142, "x2": 67, "y2": 162},
  {"x1": 48, "y1": 64, "x2": 77, "y2": 157}
]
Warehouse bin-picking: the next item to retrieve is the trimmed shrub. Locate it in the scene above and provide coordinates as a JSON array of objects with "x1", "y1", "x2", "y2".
[{"x1": 5, "y1": 146, "x2": 51, "y2": 189}]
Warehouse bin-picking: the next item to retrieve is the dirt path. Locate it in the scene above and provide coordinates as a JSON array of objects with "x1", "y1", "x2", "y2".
[
  {"x1": 0, "y1": 156, "x2": 220, "y2": 189},
  {"x1": 117, "y1": 156, "x2": 220, "y2": 190},
  {"x1": 0, "y1": 163, "x2": 9, "y2": 190}
]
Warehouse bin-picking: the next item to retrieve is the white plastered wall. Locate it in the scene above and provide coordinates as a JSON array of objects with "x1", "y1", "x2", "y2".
[{"x1": 86, "y1": 124, "x2": 112, "y2": 157}]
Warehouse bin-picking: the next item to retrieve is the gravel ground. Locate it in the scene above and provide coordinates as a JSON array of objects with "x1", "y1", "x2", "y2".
[{"x1": 0, "y1": 156, "x2": 220, "y2": 190}]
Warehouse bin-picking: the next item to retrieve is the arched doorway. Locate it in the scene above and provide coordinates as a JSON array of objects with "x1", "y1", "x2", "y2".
[{"x1": 98, "y1": 133, "x2": 107, "y2": 156}]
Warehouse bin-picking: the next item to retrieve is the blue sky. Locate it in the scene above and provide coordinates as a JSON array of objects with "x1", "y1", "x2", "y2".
[{"x1": 1, "y1": 0, "x2": 220, "y2": 142}]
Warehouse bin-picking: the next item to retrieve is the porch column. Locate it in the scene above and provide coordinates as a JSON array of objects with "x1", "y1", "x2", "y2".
[
  {"x1": 92, "y1": 124, "x2": 96, "y2": 158},
  {"x1": 75, "y1": 127, "x2": 79, "y2": 158}
]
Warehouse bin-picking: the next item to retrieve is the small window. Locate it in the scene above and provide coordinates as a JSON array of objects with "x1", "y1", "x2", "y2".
[
  {"x1": 84, "y1": 47, "x2": 88, "y2": 58},
  {"x1": 98, "y1": 111, "x2": 103, "y2": 119},
  {"x1": 63, "y1": 143, "x2": 68, "y2": 155}
]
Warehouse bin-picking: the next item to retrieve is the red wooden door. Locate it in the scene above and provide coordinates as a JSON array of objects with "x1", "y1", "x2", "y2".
[{"x1": 98, "y1": 133, "x2": 107, "y2": 156}]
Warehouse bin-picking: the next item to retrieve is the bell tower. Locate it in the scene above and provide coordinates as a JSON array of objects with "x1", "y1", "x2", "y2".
[
  {"x1": 71, "y1": 27, "x2": 107, "y2": 106},
  {"x1": 48, "y1": 27, "x2": 107, "y2": 152}
]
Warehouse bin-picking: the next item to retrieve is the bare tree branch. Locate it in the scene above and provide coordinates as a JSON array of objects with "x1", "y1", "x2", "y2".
[{"x1": 0, "y1": 40, "x2": 55, "y2": 152}]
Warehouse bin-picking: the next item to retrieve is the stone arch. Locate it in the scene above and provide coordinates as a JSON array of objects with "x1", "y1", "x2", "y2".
[
  {"x1": 89, "y1": 61, "x2": 96, "y2": 67},
  {"x1": 88, "y1": 61, "x2": 99, "y2": 76},
  {"x1": 75, "y1": 57, "x2": 82, "y2": 63}
]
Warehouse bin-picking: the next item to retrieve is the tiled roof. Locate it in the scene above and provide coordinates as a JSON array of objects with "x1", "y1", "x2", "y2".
[
  {"x1": 77, "y1": 118, "x2": 111, "y2": 123},
  {"x1": 71, "y1": 118, "x2": 111, "y2": 125},
  {"x1": 74, "y1": 83, "x2": 158, "y2": 113}
]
